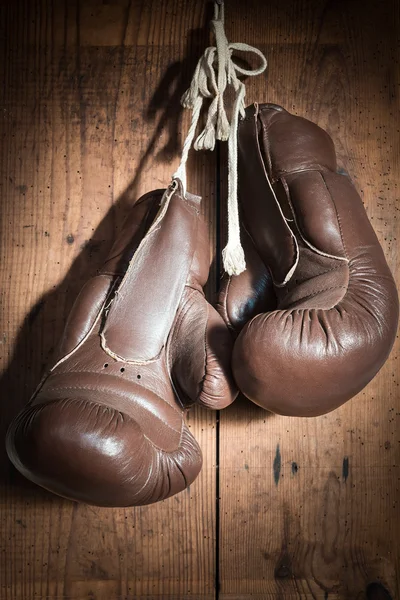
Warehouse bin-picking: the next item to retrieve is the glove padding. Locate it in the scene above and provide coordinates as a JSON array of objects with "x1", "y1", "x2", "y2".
[
  {"x1": 218, "y1": 103, "x2": 398, "y2": 416},
  {"x1": 7, "y1": 181, "x2": 237, "y2": 506}
]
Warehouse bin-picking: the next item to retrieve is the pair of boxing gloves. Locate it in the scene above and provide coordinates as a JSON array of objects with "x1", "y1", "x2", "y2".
[{"x1": 6, "y1": 104, "x2": 398, "y2": 507}]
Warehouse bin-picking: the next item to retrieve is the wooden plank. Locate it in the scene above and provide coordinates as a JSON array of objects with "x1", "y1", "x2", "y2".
[
  {"x1": 0, "y1": 1, "x2": 218, "y2": 598},
  {"x1": 218, "y1": 0, "x2": 400, "y2": 598}
]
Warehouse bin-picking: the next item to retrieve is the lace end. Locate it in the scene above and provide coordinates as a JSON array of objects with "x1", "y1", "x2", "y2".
[
  {"x1": 181, "y1": 88, "x2": 194, "y2": 109},
  {"x1": 194, "y1": 127, "x2": 216, "y2": 151},
  {"x1": 222, "y1": 241, "x2": 246, "y2": 276},
  {"x1": 217, "y1": 110, "x2": 230, "y2": 141}
]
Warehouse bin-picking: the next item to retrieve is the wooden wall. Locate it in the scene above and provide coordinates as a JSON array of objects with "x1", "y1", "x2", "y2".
[{"x1": 0, "y1": 1, "x2": 398, "y2": 599}]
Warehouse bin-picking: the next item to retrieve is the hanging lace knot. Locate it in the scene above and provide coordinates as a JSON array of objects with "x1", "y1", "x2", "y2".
[{"x1": 173, "y1": 0, "x2": 267, "y2": 275}]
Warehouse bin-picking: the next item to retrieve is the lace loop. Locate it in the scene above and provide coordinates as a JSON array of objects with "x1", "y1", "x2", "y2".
[{"x1": 173, "y1": 1, "x2": 267, "y2": 275}]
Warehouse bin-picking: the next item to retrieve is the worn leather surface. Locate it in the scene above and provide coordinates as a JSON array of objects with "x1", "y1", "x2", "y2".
[
  {"x1": 6, "y1": 181, "x2": 237, "y2": 506},
  {"x1": 218, "y1": 103, "x2": 399, "y2": 416}
]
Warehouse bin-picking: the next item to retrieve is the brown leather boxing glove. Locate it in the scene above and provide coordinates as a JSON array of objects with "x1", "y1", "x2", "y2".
[
  {"x1": 218, "y1": 103, "x2": 398, "y2": 417},
  {"x1": 6, "y1": 181, "x2": 237, "y2": 506}
]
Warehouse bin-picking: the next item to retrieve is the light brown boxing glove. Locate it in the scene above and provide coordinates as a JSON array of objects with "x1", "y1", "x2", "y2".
[
  {"x1": 218, "y1": 103, "x2": 398, "y2": 416},
  {"x1": 7, "y1": 181, "x2": 237, "y2": 506}
]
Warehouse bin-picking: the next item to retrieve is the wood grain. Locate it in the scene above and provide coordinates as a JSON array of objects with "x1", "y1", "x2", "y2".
[
  {"x1": 218, "y1": 1, "x2": 400, "y2": 599},
  {"x1": 0, "y1": 1, "x2": 218, "y2": 598},
  {"x1": 1, "y1": 0, "x2": 399, "y2": 599}
]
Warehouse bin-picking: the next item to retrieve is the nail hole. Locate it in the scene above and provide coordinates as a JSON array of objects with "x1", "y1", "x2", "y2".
[
  {"x1": 120, "y1": 367, "x2": 125, "y2": 373},
  {"x1": 104, "y1": 363, "x2": 108, "y2": 368},
  {"x1": 137, "y1": 374, "x2": 141, "y2": 379}
]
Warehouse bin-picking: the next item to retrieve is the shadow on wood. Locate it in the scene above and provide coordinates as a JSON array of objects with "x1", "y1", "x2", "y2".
[{"x1": 0, "y1": 19, "x2": 216, "y2": 494}]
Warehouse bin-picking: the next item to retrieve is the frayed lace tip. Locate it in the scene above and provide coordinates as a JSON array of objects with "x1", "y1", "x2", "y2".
[
  {"x1": 194, "y1": 127, "x2": 216, "y2": 151},
  {"x1": 217, "y1": 114, "x2": 230, "y2": 141},
  {"x1": 181, "y1": 89, "x2": 194, "y2": 109},
  {"x1": 222, "y1": 243, "x2": 246, "y2": 276}
]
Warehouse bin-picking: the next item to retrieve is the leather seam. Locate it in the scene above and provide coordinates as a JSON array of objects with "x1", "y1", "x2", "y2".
[
  {"x1": 100, "y1": 195, "x2": 162, "y2": 277},
  {"x1": 309, "y1": 262, "x2": 348, "y2": 277},
  {"x1": 99, "y1": 195, "x2": 174, "y2": 362},
  {"x1": 220, "y1": 276, "x2": 235, "y2": 332},
  {"x1": 101, "y1": 270, "x2": 124, "y2": 277},
  {"x1": 267, "y1": 164, "x2": 331, "y2": 185},
  {"x1": 42, "y1": 373, "x2": 182, "y2": 415},
  {"x1": 167, "y1": 288, "x2": 198, "y2": 408},
  {"x1": 284, "y1": 262, "x2": 349, "y2": 296},
  {"x1": 282, "y1": 174, "x2": 348, "y2": 263},
  {"x1": 41, "y1": 384, "x2": 182, "y2": 436},
  {"x1": 184, "y1": 211, "x2": 201, "y2": 288},
  {"x1": 319, "y1": 171, "x2": 349, "y2": 260},
  {"x1": 253, "y1": 113, "x2": 299, "y2": 286},
  {"x1": 283, "y1": 284, "x2": 348, "y2": 308},
  {"x1": 197, "y1": 301, "x2": 209, "y2": 404},
  {"x1": 179, "y1": 195, "x2": 201, "y2": 213},
  {"x1": 100, "y1": 332, "x2": 163, "y2": 364},
  {"x1": 261, "y1": 123, "x2": 273, "y2": 179},
  {"x1": 43, "y1": 370, "x2": 180, "y2": 417},
  {"x1": 134, "y1": 189, "x2": 165, "y2": 206},
  {"x1": 49, "y1": 277, "x2": 116, "y2": 373},
  {"x1": 170, "y1": 288, "x2": 197, "y2": 347},
  {"x1": 184, "y1": 282, "x2": 204, "y2": 293},
  {"x1": 32, "y1": 396, "x2": 184, "y2": 454},
  {"x1": 101, "y1": 189, "x2": 198, "y2": 363}
]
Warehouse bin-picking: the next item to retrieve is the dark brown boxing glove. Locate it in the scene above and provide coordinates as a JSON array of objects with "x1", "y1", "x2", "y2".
[
  {"x1": 6, "y1": 181, "x2": 237, "y2": 506},
  {"x1": 218, "y1": 103, "x2": 398, "y2": 417}
]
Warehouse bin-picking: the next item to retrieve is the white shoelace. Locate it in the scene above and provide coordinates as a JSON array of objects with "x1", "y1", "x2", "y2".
[{"x1": 173, "y1": 1, "x2": 267, "y2": 275}]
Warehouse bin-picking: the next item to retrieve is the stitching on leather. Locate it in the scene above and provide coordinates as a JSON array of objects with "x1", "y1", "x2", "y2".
[
  {"x1": 100, "y1": 332, "x2": 163, "y2": 364},
  {"x1": 309, "y1": 262, "x2": 348, "y2": 278},
  {"x1": 175, "y1": 191, "x2": 201, "y2": 213},
  {"x1": 282, "y1": 174, "x2": 348, "y2": 263},
  {"x1": 266, "y1": 164, "x2": 332, "y2": 184},
  {"x1": 285, "y1": 262, "x2": 348, "y2": 298},
  {"x1": 285, "y1": 284, "x2": 348, "y2": 306}
]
